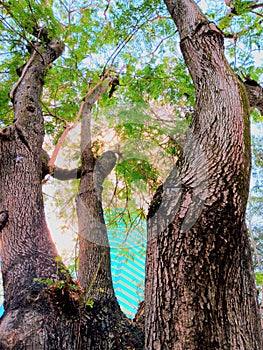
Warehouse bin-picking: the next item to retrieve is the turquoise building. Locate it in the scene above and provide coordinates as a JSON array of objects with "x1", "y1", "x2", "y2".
[{"x1": 108, "y1": 217, "x2": 146, "y2": 318}]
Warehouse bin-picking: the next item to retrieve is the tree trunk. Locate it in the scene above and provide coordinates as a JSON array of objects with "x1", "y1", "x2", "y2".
[
  {"x1": 0, "y1": 39, "x2": 65, "y2": 313},
  {"x1": 145, "y1": 0, "x2": 263, "y2": 349},
  {"x1": 0, "y1": 40, "x2": 143, "y2": 349},
  {"x1": 76, "y1": 78, "x2": 117, "y2": 301}
]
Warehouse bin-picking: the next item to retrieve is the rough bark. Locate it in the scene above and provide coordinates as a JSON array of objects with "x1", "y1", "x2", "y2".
[
  {"x1": 145, "y1": 0, "x2": 263, "y2": 349},
  {"x1": 76, "y1": 147, "x2": 117, "y2": 299},
  {"x1": 75, "y1": 77, "x2": 118, "y2": 301},
  {"x1": 0, "y1": 39, "x2": 65, "y2": 312},
  {"x1": 0, "y1": 41, "x2": 143, "y2": 349},
  {"x1": 244, "y1": 78, "x2": 263, "y2": 115}
]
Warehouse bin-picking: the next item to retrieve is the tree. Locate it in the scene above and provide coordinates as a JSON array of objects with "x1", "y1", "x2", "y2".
[
  {"x1": 145, "y1": 0, "x2": 263, "y2": 348},
  {"x1": 0, "y1": 0, "x2": 263, "y2": 349}
]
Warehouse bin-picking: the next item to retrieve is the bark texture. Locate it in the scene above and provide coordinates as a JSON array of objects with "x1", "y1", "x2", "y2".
[
  {"x1": 0, "y1": 41, "x2": 143, "y2": 349},
  {"x1": 145, "y1": 0, "x2": 263, "y2": 349},
  {"x1": 0, "y1": 40, "x2": 64, "y2": 312},
  {"x1": 75, "y1": 77, "x2": 118, "y2": 300}
]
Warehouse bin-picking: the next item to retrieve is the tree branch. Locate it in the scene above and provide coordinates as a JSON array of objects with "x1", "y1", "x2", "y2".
[
  {"x1": 44, "y1": 76, "x2": 116, "y2": 181},
  {"x1": 42, "y1": 102, "x2": 69, "y2": 127},
  {"x1": 9, "y1": 47, "x2": 38, "y2": 101},
  {"x1": 150, "y1": 31, "x2": 177, "y2": 56},
  {"x1": 80, "y1": 75, "x2": 115, "y2": 154},
  {"x1": 94, "y1": 151, "x2": 117, "y2": 199},
  {"x1": 104, "y1": 0, "x2": 112, "y2": 26},
  {"x1": 41, "y1": 148, "x2": 81, "y2": 180},
  {"x1": 10, "y1": 30, "x2": 64, "y2": 102},
  {"x1": 52, "y1": 166, "x2": 82, "y2": 180},
  {"x1": 48, "y1": 75, "x2": 114, "y2": 168},
  {"x1": 251, "y1": 3, "x2": 263, "y2": 10},
  {"x1": 11, "y1": 37, "x2": 64, "y2": 134}
]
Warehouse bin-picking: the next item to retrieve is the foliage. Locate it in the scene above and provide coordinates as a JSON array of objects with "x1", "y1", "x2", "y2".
[{"x1": 203, "y1": 1, "x2": 263, "y2": 86}]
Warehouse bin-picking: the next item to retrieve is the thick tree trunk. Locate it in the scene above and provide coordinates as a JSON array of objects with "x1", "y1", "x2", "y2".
[
  {"x1": 0, "y1": 41, "x2": 143, "y2": 349},
  {"x1": 0, "y1": 40, "x2": 64, "y2": 312},
  {"x1": 145, "y1": 0, "x2": 263, "y2": 349}
]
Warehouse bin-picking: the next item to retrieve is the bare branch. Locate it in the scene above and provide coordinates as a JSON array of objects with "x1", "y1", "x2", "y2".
[
  {"x1": 42, "y1": 103, "x2": 69, "y2": 127},
  {"x1": 94, "y1": 151, "x2": 117, "y2": 198},
  {"x1": 47, "y1": 122, "x2": 74, "y2": 168},
  {"x1": 150, "y1": 31, "x2": 177, "y2": 56},
  {"x1": 41, "y1": 148, "x2": 81, "y2": 180},
  {"x1": 80, "y1": 75, "x2": 114, "y2": 154},
  {"x1": 52, "y1": 166, "x2": 82, "y2": 180},
  {"x1": 104, "y1": 0, "x2": 111, "y2": 26},
  {"x1": 102, "y1": 9, "x2": 155, "y2": 72},
  {"x1": 250, "y1": 2, "x2": 263, "y2": 10},
  {"x1": 48, "y1": 75, "x2": 114, "y2": 167}
]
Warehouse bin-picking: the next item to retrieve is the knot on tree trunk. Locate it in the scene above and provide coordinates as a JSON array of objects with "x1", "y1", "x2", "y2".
[
  {"x1": 244, "y1": 78, "x2": 263, "y2": 115},
  {"x1": 0, "y1": 210, "x2": 8, "y2": 231}
]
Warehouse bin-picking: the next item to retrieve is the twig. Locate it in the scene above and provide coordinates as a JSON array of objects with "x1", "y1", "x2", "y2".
[
  {"x1": 150, "y1": 31, "x2": 177, "y2": 56},
  {"x1": 0, "y1": 9, "x2": 44, "y2": 60},
  {"x1": 102, "y1": 9, "x2": 153, "y2": 72},
  {"x1": 42, "y1": 103, "x2": 69, "y2": 127},
  {"x1": 251, "y1": 10, "x2": 263, "y2": 17},
  {"x1": 250, "y1": 3, "x2": 263, "y2": 10},
  {"x1": 104, "y1": 0, "x2": 111, "y2": 26}
]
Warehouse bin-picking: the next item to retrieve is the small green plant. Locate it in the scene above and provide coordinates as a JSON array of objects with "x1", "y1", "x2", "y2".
[
  {"x1": 33, "y1": 256, "x2": 80, "y2": 291},
  {"x1": 84, "y1": 299, "x2": 94, "y2": 308}
]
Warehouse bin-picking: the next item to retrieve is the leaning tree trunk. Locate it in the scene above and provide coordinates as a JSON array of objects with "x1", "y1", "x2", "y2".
[
  {"x1": 0, "y1": 39, "x2": 143, "y2": 349},
  {"x1": 145, "y1": 0, "x2": 263, "y2": 349}
]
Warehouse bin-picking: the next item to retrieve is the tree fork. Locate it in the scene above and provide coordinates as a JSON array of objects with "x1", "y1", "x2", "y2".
[{"x1": 0, "y1": 38, "x2": 144, "y2": 347}]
